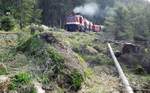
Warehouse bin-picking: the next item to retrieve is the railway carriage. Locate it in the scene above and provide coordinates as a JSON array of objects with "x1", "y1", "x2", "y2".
[{"x1": 65, "y1": 13, "x2": 101, "y2": 32}]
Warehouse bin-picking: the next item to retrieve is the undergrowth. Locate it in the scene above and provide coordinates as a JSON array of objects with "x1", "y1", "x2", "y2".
[{"x1": 9, "y1": 72, "x2": 31, "y2": 90}]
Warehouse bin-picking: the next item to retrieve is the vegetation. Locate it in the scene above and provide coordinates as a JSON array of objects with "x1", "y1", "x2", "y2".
[
  {"x1": 1, "y1": 0, "x2": 150, "y2": 41},
  {"x1": 0, "y1": 16, "x2": 15, "y2": 31},
  {"x1": 69, "y1": 70, "x2": 84, "y2": 91},
  {"x1": 0, "y1": 64, "x2": 7, "y2": 75},
  {"x1": 9, "y1": 72, "x2": 31, "y2": 90},
  {"x1": 0, "y1": 0, "x2": 150, "y2": 93}
]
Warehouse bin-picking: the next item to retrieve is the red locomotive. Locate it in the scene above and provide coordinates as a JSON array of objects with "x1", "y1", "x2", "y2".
[{"x1": 65, "y1": 13, "x2": 101, "y2": 32}]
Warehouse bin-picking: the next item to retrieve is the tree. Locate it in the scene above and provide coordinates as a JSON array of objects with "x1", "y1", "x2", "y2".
[
  {"x1": 105, "y1": 4, "x2": 133, "y2": 40},
  {"x1": 0, "y1": 0, "x2": 41, "y2": 29},
  {"x1": 39, "y1": 0, "x2": 85, "y2": 27},
  {"x1": 0, "y1": 16, "x2": 15, "y2": 31}
]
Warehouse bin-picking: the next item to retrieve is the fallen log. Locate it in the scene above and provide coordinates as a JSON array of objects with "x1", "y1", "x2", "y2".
[{"x1": 107, "y1": 43, "x2": 134, "y2": 93}]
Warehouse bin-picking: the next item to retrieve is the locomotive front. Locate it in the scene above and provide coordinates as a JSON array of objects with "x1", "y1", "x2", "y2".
[{"x1": 65, "y1": 12, "x2": 102, "y2": 32}]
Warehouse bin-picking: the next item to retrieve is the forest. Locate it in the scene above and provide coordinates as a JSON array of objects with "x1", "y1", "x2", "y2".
[
  {"x1": 0, "y1": 0, "x2": 150, "y2": 40},
  {"x1": 0, "y1": 0, "x2": 150, "y2": 93}
]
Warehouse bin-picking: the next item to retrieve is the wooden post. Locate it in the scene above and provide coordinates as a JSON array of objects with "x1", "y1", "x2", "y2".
[{"x1": 107, "y1": 43, "x2": 134, "y2": 93}]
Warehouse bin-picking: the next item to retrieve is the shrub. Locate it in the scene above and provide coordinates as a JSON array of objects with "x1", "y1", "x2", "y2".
[
  {"x1": 84, "y1": 68, "x2": 93, "y2": 78},
  {"x1": 0, "y1": 63, "x2": 7, "y2": 75},
  {"x1": 47, "y1": 47, "x2": 65, "y2": 73},
  {"x1": 69, "y1": 70, "x2": 84, "y2": 91},
  {"x1": 14, "y1": 72, "x2": 31, "y2": 84},
  {"x1": 17, "y1": 35, "x2": 45, "y2": 54},
  {"x1": 9, "y1": 72, "x2": 31, "y2": 90},
  {"x1": 0, "y1": 16, "x2": 15, "y2": 31},
  {"x1": 0, "y1": 49, "x2": 16, "y2": 63},
  {"x1": 134, "y1": 65, "x2": 146, "y2": 74}
]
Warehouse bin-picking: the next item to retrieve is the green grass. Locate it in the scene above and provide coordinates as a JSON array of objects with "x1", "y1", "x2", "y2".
[
  {"x1": 0, "y1": 63, "x2": 7, "y2": 75},
  {"x1": 69, "y1": 70, "x2": 84, "y2": 91},
  {"x1": 9, "y1": 72, "x2": 31, "y2": 90}
]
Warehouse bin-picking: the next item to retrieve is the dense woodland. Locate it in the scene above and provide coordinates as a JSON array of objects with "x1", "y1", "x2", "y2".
[{"x1": 0, "y1": 0, "x2": 150, "y2": 41}]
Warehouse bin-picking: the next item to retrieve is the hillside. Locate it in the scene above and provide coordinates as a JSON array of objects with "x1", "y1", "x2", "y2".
[{"x1": 0, "y1": 27, "x2": 150, "y2": 93}]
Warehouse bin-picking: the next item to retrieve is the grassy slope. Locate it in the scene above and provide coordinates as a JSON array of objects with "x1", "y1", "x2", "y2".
[{"x1": 0, "y1": 28, "x2": 150, "y2": 93}]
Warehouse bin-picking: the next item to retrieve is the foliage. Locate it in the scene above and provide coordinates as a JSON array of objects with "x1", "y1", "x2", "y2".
[
  {"x1": 17, "y1": 35, "x2": 45, "y2": 54},
  {"x1": 0, "y1": 16, "x2": 15, "y2": 31},
  {"x1": 0, "y1": 63, "x2": 7, "y2": 75},
  {"x1": 38, "y1": 0, "x2": 84, "y2": 27},
  {"x1": 47, "y1": 47, "x2": 64, "y2": 64},
  {"x1": 82, "y1": 53, "x2": 113, "y2": 65},
  {"x1": 69, "y1": 70, "x2": 84, "y2": 91},
  {"x1": 17, "y1": 33, "x2": 65, "y2": 77},
  {"x1": 105, "y1": 4, "x2": 133, "y2": 40},
  {"x1": 30, "y1": 86, "x2": 37, "y2": 93},
  {"x1": 74, "y1": 53, "x2": 85, "y2": 64},
  {"x1": 105, "y1": 0, "x2": 150, "y2": 40},
  {"x1": 84, "y1": 68, "x2": 93, "y2": 78},
  {"x1": 134, "y1": 65, "x2": 145, "y2": 75},
  {"x1": 0, "y1": 0, "x2": 41, "y2": 28},
  {"x1": 0, "y1": 49, "x2": 16, "y2": 62},
  {"x1": 9, "y1": 72, "x2": 31, "y2": 90},
  {"x1": 47, "y1": 47, "x2": 65, "y2": 73},
  {"x1": 17, "y1": 31, "x2": 31, "y2": 47},
  {"x1": 38, "y1": 74, "x2": 50, "y2": 84}
]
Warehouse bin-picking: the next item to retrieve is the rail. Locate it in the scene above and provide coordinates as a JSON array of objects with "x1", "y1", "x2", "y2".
[{"x1": 107, "y1": 43, "x2": 134, "y2": 93}]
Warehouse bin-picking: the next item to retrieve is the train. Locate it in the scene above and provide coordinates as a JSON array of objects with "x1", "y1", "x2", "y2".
[{"x1": 65, "y1": 13, "x2": 102, "y2": 32}]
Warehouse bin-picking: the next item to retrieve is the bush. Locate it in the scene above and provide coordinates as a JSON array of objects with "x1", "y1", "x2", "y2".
[
  {"x1": 134, "y1": 65, "x2": 146, "y2": 74},
  {"x1": 0, "y1": 63, "x2": 7, "y2": 75},
  {"x1": 9, "y1": 72, "x2": 31, "y2": 90},
  {"x1": 84, "y1": 68, "x2": 93, "y2": 78},
  {"x1": 0, "y1": 49, "x2": 15, "y2": 62},
  {"x1": 69, "y1": 70, "x2": 84, "y2": 91},
  {"x1": 0, "y1": 16, "x2": 15, "y2": 31},
  {"x1": 47, "y1": 46, "x2": 65, "y2": 73}
]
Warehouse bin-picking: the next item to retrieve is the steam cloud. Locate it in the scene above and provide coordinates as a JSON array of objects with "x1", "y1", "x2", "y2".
[{"x1": 73, "y1": 2, "x2": 99, "y2": 16}]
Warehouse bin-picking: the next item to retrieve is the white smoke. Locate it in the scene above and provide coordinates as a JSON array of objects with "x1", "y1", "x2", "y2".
[{"x1": 73, "y1": 2, "x2": 99, "y2": 16}]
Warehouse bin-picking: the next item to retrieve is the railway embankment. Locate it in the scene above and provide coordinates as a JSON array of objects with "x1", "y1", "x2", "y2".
[{"x1": 0, "y1": 27, "x2": 150, "y2": 93}]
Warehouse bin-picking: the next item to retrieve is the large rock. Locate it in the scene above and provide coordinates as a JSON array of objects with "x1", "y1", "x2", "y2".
[{"x1": 0, "y1": 75, "x2": 10, "y2": 93}]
